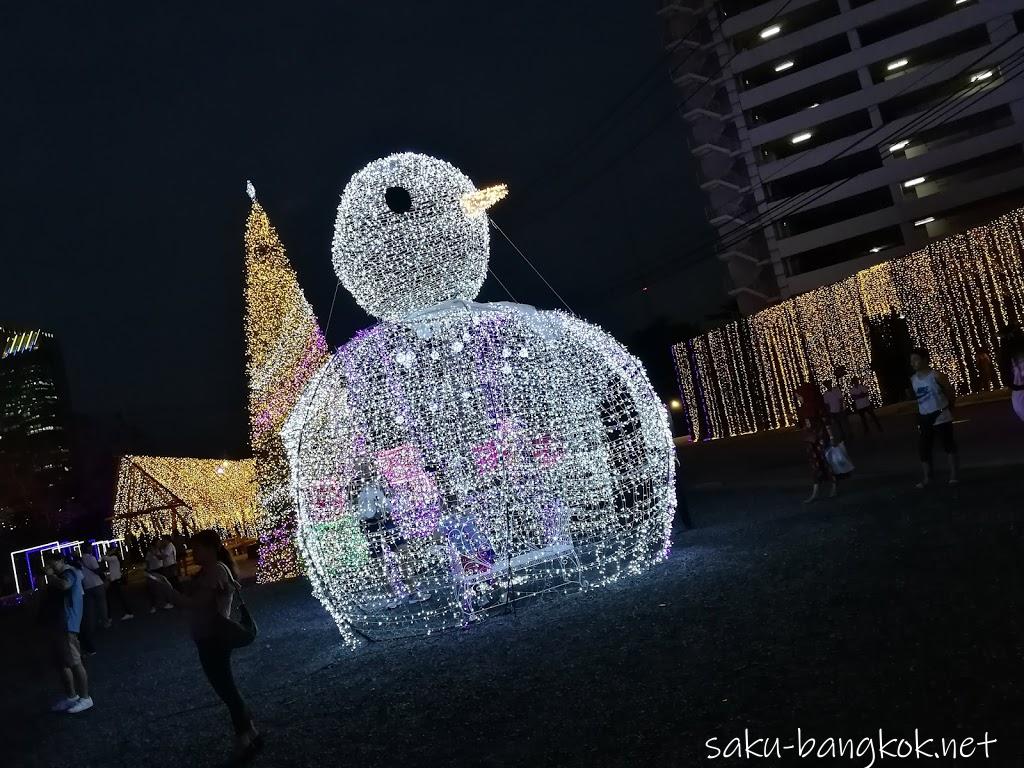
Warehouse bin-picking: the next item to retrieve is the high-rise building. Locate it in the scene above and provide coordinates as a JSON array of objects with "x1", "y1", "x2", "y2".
[
  {"x1": 0, "y1": 326, "x2": 73, "y2": 539},
  {"x1": 660, "y1": 0, "x2": 1024, "y2": 314}
]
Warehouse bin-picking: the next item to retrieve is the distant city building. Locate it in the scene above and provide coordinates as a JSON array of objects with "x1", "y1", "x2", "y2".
[
  {"x1": 0, "y1": 326, "x2": 73, "y2": 539},
  {"x1": 660, "y1": 0, "x2": 1024, "y2": 313}
]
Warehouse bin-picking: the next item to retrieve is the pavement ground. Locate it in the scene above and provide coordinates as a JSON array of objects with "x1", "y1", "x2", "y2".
[{"x1": 2, "y1": 401, "x2": 1022, "y2": 767}]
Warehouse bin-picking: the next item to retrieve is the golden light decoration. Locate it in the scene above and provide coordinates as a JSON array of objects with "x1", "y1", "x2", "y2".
[
  {"x1": 674, "y1": 207, "x2": 1024, "y2": 440},
  {"x1": 111, "y1": 456, "x2": 258, "y2": 538},
  {"x1": 244, "y1": 186, "x2": 329, "y2": 583},
  {"x1": 460, "y1": 184, "x2": 509, "y2": 217}
]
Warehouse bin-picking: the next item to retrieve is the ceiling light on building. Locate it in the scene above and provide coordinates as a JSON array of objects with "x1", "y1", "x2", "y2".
[
  {"x1": 790, "y1": 132, "x2": 813, "y2": 144},
  {"x1": 760, "y1": 25, "x2": 781, "y2": 39},
  {"x1": 904, "y1": 176, "x2": 926, "y2": 187},
  {"x1": 969, "y1": 70, "x2": 993, "y2": 82},
  {"x1": 869, "y1": 246, "x2": 884, "y2": 253},
  {"x1": 887, "y1": 58, "x2": 909, "y2": 71},
  {"x1": 774, "y1": 60, "x2": 794, "y2": 72},
  {"x1": 809, "y1": 102, "x2": 820, "y2": 109},
  {"x1": 914, "y1": 217, "x2": 935, "y2": 226},
  {"x1": 889, "y1": 140, "x2": 910, "y2": 152},
  {"x1": 955, "y1": 0, "x2": 970, "y2": 5}
]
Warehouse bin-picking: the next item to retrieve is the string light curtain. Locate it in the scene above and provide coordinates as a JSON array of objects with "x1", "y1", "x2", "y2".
[
  {"x1": 674, "y1": 207, "x2": 1024, "y2": 440},
  {"x1": 111, "y1": 456, "x2": 258, "y2": 538},
  {"x1": 244, "y1": 193, "x2": 329, "y2": 583}
]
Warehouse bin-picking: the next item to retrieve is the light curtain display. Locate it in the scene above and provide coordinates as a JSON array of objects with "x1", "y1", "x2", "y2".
[
  {"x1": 674, "y1": 208, "x2": 1024, "y2": 441},
  {"x1": 282, "y1": 153, "x2": 675, "y2": 644},
  {"x1": 111, "y1": 456, "x2": 258, "y2": 538},
  {"x1": 244, "y1": 191, "x2": 329, "y2": 583}
]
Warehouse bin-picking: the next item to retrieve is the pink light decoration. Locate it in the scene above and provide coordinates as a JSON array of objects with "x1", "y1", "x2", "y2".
[{"x1": 375, "y1": 444, "x2": 441, "y2": 538}]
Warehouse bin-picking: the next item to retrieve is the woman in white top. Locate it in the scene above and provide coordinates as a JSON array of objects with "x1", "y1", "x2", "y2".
[
  {"x1": 150, "y1": 529, "x2": 262, "y2": 761},
  {"x1": 910, "y1": 347, "x2": 959, "y2": 487},
  {"x1": 103, "y1": 547, "x2": 134, "y2": 620}
]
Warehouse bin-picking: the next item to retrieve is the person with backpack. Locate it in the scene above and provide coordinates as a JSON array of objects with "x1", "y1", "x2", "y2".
[{"x1": 147, "y1": 529, "x2": 261, "y2": 761}]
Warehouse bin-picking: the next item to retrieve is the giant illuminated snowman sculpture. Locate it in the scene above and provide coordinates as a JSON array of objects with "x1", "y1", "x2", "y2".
[{"x1": 283, "y1": 153, "x2": 675, "y2": 643}]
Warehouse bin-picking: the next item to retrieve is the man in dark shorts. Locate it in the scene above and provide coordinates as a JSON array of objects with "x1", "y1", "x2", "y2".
[
  {"x1": 42, "y1": 551, "x2": 94, "y2": 713},
  {"x1": 910, "y1": 347, "x2": 959, "y2": 487}
]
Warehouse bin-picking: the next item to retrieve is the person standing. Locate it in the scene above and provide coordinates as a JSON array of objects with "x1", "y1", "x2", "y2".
[
  {"x1": 103, "y1": 546, "x2": 134, "y2": 620},
  {"x1": 998, "y1": 324, "x2": 1024, "y2": 423},
  {"x1": 848, "y1": 376, "x2": 882, "y2": 435},
  {"x1": 79, "y1": 551, "x2": 109, "y2": 654},
  {"x1": 41, "y1": 551, "x2": 93, "y2": 714},
  {"x1": 145, "y1": 540, "x2": 172, "y2": 612},
  {"x1": 796, "y1": 382, "x2": 836, "y2": 503},
  {"x1": 822, "y1": 380, "x2": 849, "y2": 442},
  {"x1": 148, "y1": 530, "x2": 261, "y2": 761},
  {"x1": 910, "y1": 347, "x2": 959, "y2": 487},
  {"x1": 159, "y1": 535, "x2": 180, "y2": 589}
]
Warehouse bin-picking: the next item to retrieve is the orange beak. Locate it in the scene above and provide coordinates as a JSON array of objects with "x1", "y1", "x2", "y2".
[{"x1": 461, "y1": 184, "x2": 508, "y2": 217}]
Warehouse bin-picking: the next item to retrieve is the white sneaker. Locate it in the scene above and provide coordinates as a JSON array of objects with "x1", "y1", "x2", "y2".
[
  {"x1": 51, "y1": 696, "x2": 80, "y2": 712},
  {"x1": 162, "y1": 603, "x2": 174, "y2": 610},
  {"x1": 67, "y1": 696, "x2": 94, "y2": 714},
  {"x1": 121, "y1": 613, "x2": 135, "y2": 621}
]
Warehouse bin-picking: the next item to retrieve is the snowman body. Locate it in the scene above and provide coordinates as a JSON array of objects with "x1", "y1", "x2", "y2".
[{"x1": 281, "y1": 153, "x2": 675, "y2": 643}]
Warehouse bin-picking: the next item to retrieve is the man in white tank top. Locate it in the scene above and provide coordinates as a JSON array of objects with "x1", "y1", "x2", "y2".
[{"x1": 910, "y1": 347, "x2": 959, "y2": 487}]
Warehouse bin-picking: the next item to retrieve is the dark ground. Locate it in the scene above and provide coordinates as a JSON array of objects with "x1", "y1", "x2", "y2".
[{"x1": 4, "y1": 403, "x2": 1024, "y2": 767}]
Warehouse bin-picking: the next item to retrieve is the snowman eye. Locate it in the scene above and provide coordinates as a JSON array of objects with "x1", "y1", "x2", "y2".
[{"x1": 385, "y1": 186, "x2": 412, "y2": 214}]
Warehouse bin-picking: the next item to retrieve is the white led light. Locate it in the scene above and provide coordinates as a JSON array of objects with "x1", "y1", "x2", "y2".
[
  {"x1": 889, "y1": 140, "x2": 910, "y2": 152},
  {"x1": 790, "y1": 132, "x2": 812, "y2": 144},
  {"x1": 887, "y1": 58, "x2": 909, "y2": 71},
  {"x1": 774, "y1": 60, "x2": 794, "y2": 72},
  {"x1": 970, "y1": 70, "x2": 993, "y2": 82},
  {"x1": 904, "y1": 177, "x2": 926, "y2": 187},
  {"x1": 914, "y1": 216, "x2": 935, "y2": 226},
  {"x1": 284, "y1": 153, "x2": 676, "y2": 644},
  {"x1": 869, "y1": 246, "x2": 883, "y2": 253},
  {"x1": 760, "y1": 25, "x2": 781, "y2": 39},
  {"x1": 809, "y1": 102, "x2": 820, "y2": 109}
]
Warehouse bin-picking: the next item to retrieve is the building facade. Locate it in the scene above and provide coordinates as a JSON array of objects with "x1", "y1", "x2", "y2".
[
  {"x1": 0, "y1": 326, "x2": 73, "y2": 540},
  {"x1": 660, "y1": 0, "x2": 1024, "y2": 313}
]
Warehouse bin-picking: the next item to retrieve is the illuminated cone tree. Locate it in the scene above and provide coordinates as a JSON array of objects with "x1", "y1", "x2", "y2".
[{"x1": 244, "y1": 183, "x2": 328, "y2": 582}]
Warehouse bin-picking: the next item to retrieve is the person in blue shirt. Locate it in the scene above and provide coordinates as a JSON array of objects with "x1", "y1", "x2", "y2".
[{"x1": 41, "y1": 551, "x2": 93, "y2": 714}]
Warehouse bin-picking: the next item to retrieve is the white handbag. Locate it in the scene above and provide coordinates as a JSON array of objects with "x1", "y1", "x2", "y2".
[{"x1": 825, "y1": 443, "x2": 855, "y2": 476}]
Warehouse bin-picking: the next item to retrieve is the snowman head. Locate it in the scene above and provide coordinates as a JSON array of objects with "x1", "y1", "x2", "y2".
[{"x1": 333, "y1": 152, "x2": 507, "y2": 321}]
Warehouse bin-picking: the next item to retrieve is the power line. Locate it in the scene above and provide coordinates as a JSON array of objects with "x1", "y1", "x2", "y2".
[
  {"x1": 605, "y1": 30, "x2": 1024, "y2": 294},
  {"x1": 684, "y1": 24, "x2": 1023, "y2": 263},
  {"x1": 521, "y1": 0, "x2": 799, "y2": 216},
  {"x1": 514, "y1": 4, "x2": 716, "y2": 201},
  {"x1": 698, "y1": 43, "x2": 1024, "y2": 267},
  {"x1": 615, "y1": 48, "x2": 1024, "y2": 296}
]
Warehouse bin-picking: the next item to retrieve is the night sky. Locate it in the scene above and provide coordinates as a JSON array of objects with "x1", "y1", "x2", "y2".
[{"x1": 1, "y1": 2, "x2": 718, "y2": 458}]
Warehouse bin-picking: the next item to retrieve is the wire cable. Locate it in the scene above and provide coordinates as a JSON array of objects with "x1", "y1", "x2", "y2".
[
  {"x1": 489, "y1": 216, "x2": 575, "y2": 313},
  {"x1": 599, "y1": 31, "x2": 1024, "y2": 295},
  {"x1": 614, "y1": 53, "x2": 1024, "y2": 296}
]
